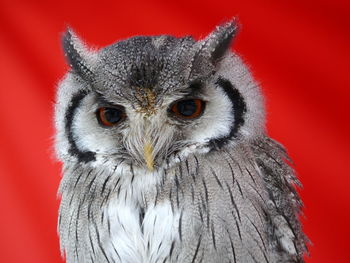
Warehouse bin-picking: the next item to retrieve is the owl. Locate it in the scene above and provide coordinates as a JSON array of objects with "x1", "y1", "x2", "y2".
[{"x1": 54, "y1": 20, "x2": 307, "y2": 263}]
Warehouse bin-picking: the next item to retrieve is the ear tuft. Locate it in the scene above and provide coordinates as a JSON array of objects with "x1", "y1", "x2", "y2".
[
  {"x1": 61, "y1": 28, "x2": 96, "y2": 82},
  {"x1": 204, "y1": 19, "x2": 239, "y2": 64}
]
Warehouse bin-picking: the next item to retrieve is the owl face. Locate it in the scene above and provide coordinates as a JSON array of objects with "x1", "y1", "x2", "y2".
[{"x1": 55, "y1": 21, "x2": 265, "y2": 172}]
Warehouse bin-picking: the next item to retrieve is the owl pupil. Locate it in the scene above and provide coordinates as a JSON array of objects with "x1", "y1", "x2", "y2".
[
  {"x1": 104, "y1": 108, "x2": 122, "y2": 123},
  {"x1": 177, "y1": 100, "x2": 197, "y2": 116}
]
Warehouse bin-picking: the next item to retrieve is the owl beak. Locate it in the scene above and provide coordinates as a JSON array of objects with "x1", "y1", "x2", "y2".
[{"x1": 144, "y1": 141, "x2": 154, "y2": 171}]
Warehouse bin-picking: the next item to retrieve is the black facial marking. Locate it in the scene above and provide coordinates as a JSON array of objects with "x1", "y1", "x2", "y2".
[
  {"x1": 209, "y1": 77, "x2": 247, "y2": 149},
  {"x1": 65, "y1": 90, "x2": 96, "y2": 163}
]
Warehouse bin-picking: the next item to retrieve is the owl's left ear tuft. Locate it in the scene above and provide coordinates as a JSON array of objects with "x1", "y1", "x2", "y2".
[{"x1": 203, "y1": 19, "x2": 239, "y2": 64}]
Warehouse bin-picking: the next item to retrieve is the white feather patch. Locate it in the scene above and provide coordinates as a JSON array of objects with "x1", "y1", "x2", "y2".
[{"x1": 106, "y1": 197, "x2": 179, "y2": 263}]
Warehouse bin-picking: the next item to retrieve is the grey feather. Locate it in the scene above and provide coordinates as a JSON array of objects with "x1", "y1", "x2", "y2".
[{"x1": 55, "y1": 20, "x2": 307, "y2": 263}]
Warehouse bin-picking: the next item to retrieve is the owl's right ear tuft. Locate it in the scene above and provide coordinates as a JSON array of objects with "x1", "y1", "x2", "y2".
[{"x1": 61, "y1": 28, "x2": 96, "y2": 82}]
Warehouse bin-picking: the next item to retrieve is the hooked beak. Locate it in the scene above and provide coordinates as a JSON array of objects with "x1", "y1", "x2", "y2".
[{"x1": 143, "y1": 140, "x2": 154, "y2": 171}]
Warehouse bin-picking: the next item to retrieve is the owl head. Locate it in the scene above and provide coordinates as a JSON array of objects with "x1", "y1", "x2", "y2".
[{"x1": 55, "y1": 20, "x2": 265, "y2": 172}]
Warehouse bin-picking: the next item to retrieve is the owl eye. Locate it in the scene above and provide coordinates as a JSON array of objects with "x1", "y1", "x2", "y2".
[
  {"x1": 96, "y1": 107, "x2": 125, "y2": 127},
  {"x1": 170, "y1": 98, "x2": 205, "y2": 119}
]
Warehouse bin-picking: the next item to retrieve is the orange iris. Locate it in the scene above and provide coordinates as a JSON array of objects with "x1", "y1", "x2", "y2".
[
  {"x1": 97, "y1": 107, "x2": 125, "y2": 127},
  {"x1": 170, "y1": 98, "x2": 205, "y2": 119}
]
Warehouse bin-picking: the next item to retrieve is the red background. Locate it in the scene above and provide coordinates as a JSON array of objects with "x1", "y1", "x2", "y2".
[{"x1": 1, "y1": 0, "x2": 349, "y2": 262}]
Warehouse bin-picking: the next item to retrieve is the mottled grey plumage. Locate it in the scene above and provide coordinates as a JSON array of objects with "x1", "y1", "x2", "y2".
[{"x1": 55, "y1": 20, "x2": 307, "y2": 263}]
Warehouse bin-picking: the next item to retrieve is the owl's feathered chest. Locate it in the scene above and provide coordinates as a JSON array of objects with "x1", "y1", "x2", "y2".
[{"x1": 58, "y1": 140, "x2": 306, "y2": 263}]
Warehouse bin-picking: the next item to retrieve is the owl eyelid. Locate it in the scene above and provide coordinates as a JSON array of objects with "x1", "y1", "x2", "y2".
[
  {"x1": 97, "y1": 104, "x2": 125, "y2": 110},
  {"x1": 170, "y1": 96, "x2": 207, "y2": 104},
  {"x1": 96, "y1": 97, "x2": 124, "y2": 108}
]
